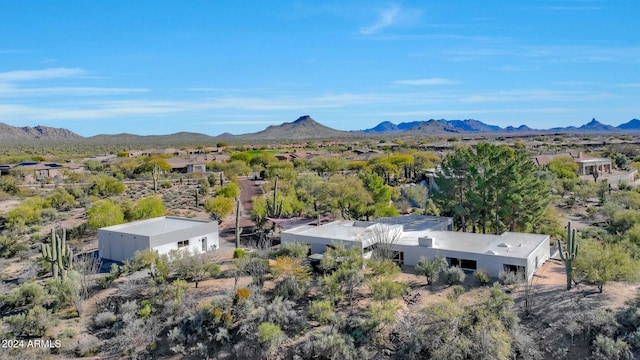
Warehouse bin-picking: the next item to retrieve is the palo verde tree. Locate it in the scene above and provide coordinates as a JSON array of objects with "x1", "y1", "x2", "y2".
[{"x1": 434, "y1": 143, "x2": 549, "y2": 233}]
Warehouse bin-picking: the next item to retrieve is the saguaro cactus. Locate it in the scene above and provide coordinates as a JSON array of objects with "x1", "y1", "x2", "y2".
[
  {"x1": 558, "y1": 222, "x2": 579, "y2": 290},
  {"x1": 235, "y1": 198, "x2": 242, "y2": 248},
  {"x1": 266, "y1": 176, "x2": 283, "y2": 218},
  {"x1": 41, "y1": 227, "x2": 73, "y2": 280}
]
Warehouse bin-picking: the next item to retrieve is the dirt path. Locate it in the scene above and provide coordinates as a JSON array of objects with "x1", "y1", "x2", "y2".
[{"x1": 236, "y1": 176, "x2": 264, "y2": 228}]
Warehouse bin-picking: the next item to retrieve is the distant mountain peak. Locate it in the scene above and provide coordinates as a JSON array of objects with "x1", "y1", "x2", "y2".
[{"x1": 293, "y1": 115, "x2": 314, "y2": 123}]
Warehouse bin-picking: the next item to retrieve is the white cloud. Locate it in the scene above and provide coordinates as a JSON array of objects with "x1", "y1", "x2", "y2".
[
  {"x1": 0, "y1": 68, "x2": 86, "y2": 82},
  {"x1": 0, "y1": 86, "x2": 149, "y2": 97},
  {"x1": 359, "y1": 4, "x2": 421, "y2": 35},
  {"x1": 394, "y1": 78, "x2": 459, "y2": 86}
]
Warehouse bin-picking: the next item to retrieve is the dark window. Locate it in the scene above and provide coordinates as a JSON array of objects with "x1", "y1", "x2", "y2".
[
  {"x1": 201, "y1": 237, "x2": 207, "y2": 252},
  {"x1": 503, "y1": 264, "x2": 525, "y2": 274},
  {"x1": 392, "y1": 251, "x2": 404, "y2": 266},
  {"x1": 178, "y1": 240, "x2": 189, "y2": 248},
  {"x1": 447, "y1": 257, "x2": 477, "y2": 270}
]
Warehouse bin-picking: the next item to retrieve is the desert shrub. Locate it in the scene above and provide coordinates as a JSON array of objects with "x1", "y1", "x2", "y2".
[
  {"x1": 96, "y1": 263, "x2": 121, "y2": 289},
  {"x1": 298, "y1": 332, "x2": 359, "y2": 360},
  {"x1": 309, "y1": 300, "x2": 336, "y2": 325},
  {"x1": 0, "y1": 175, "x2": 19, "y2": 195},
  {"x1": 592, "y1": 335, "x2": 632, "y2": 360},
  {"x1": 41, "y1": 207, "x2": 59, "y2": 221},
  {"x1": 61, "y1": 327, "x2": 77, "y2": 339},
  {"x1": 627, "y1": 330, "x2": 640, "y2": 349},
  {"x1": 5, "y1": 198, "x2": 44, "y2": 229},
  {"x1": 233, "y1": 248, "x2": 247, "y2": 258},
  {"x1": 7, "y1": 282, "x2": 46, "y2": 308},
  {"x1": 441, "y1": 266, "x2": 466, "y2": 285},
  {"x1": 89, "y1": 174, "x2": 125, "y2": 197},
  {"x1": 94, "y1": 311, "x2": 117, "y2": 329},
  {"x1": 415, "y1": 255, "x2": 447, "y2": 285},
  {"x1": 46, "y1": 277, "x2": 77, "y2": 312},
  {"x1": 255, "y1": 296, "x2": 302, "y2": 331},
  {"x1": 277, "y1": 242, "x2": 310, "y2": 259},
  {"x1": 6, "y1": 305, "x2": 51, "y2": 337},
  {"x1": 368, "y1": 278, "x2": 408, "y2": 301},
  {"x1": 475, "y1": 270, "x2": 491, "y2": 286},
  {"x1": 499, "y1": 270, "x2": 525, "y2": 286},
  {"x1": 235, "y1": 287, "x2": 251, "y2": 303},
  {"x1": 74, "y1": 335, "x2": 102, "y2": 357},
  {"x1": 274, "y1": 275, "x2": 307, "y2": 300},
  {"x1": 257, "y1": 322, "x2": 286, "y2": 354},
  {"x1": 46, "y1": 188, "x2": 76, "y2": 211},
  {"x1": 0, "y1": 235, "x2": 28, "y2": 258},
  {"x1": 447, "y1": 285, "x2": 465, "y2": 301}
]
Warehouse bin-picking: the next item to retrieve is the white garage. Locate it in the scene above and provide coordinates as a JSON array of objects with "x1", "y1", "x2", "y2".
[{"x1": 98, "y1": 216, "x2": 219, "y2": 262}]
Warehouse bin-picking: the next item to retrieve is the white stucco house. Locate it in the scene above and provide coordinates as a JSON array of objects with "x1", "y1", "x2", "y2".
[
  {"x1": 281, "y1": 215, "x2": 550, "y2": 280},
  {"x1": 98, "y1": 216, "x2": 219, "y2": 262}
]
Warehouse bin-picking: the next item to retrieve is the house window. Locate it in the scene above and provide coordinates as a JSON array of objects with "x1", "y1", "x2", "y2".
[
  {"x1": 391, "y1": 251, "x2": 404, "y2": 266},
  {"x1": 178, "y1": 240, "x2": 189, "y2": 248},
  {"x1": 201, "y1": 237, "x2": 207, "y2": 252},
  {"x1": 447, "y1": 257, "x2": 477, "y2": 270},
  {"x1": 503, "y1": 264, "x2": 525, "y2": 274}
]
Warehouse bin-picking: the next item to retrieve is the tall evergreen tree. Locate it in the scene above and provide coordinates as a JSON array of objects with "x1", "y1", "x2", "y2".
[{"x1": 434, "y1": 143, "x2": 549, "y2": 233}]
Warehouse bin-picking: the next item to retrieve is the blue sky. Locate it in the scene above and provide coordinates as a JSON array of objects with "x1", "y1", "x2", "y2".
[{"x1": 0, "y1": 1, "x2": 638, "y2": 136}]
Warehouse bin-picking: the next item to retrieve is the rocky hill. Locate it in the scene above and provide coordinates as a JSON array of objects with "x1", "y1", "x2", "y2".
[
  {"x1": 0, "y1": 123, "x2": 83, "y2": 141},
  {"x1": 229, "y1": 115, "x2": 353, "y2": 141}
]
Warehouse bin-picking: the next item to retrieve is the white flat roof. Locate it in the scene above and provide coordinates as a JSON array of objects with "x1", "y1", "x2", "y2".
[
  {"x1": 397, "y1": 230, "x2": 548, "y2": 258},
  {"x1": 283, "y1": 215, "x2": 548, "y2": 259},
  {"x1": 99, "y1": 216, "x2": 213, "y2": 237}
]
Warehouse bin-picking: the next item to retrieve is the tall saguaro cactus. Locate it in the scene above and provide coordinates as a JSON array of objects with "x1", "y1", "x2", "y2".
[
  {"x1": 41, "y1": 228, "x2": 73, "y2": 280},
  {"x1": 266, "y1": 176, "x2": 283, "y2": 219},
  {"x1": 558, "y1": 222, "x2": 579, "y2": 291},
  {"x1": 235, "y1": 197, "x2": 242, "y2": 248}
]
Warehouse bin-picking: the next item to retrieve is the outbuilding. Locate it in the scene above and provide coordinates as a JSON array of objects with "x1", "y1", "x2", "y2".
[{"x1": 98, "y1": 216, "x2": 219, "y2": 262}]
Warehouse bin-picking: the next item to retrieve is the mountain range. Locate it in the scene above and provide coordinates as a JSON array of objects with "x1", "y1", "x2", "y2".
[
  {"x1": 1, "y1": 116, "x2": 639, "y2": 143},
  {"x1": 361, "y1": 118, "x2": 637, "y2": 134}
]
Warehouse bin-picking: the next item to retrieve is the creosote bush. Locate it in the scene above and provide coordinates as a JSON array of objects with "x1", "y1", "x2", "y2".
[{"x1": 441, "y1": 266, "x2": 466, "y2": 285}]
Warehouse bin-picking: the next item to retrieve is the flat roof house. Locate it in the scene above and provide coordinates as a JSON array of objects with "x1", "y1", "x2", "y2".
[
  {"x1": 281, "y1": 215, "x2": 550, "y2": 280},
  {"x1": 98, "y1": 216, "x2": 219, "y2": 262}
]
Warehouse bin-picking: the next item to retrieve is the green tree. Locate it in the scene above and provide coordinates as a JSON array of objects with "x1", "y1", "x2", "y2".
[
  {"x1": 434, "y1": 143, "x2": 548, "y2": 233},
  {"x1": 128, "y1": 195, "x2": 165, "y2": 221},
  {"x1": 89, "y1": 174, "x2": 125, "y2": 197},
  {"x1": 87, "y1": 199, "x2": 125, "y2": 229},
  {"x1": 217, "y1": 182, "x2": 240, "y2": 198},
  {"x1": 574, "y1": 239, "x2": 640, "y2": 293},
  {"x1": 46, "y1": 188, "x2": 76, "y2": 211},
  {"x1": 322, "y1": 174, "x2": 373, "y2": 220},
  {"x1": 547, "y1": 156, "x2": 578, "y2": 179},
  {"x1": 204, "y1": 196, "x2": 234, "y2": 223}
]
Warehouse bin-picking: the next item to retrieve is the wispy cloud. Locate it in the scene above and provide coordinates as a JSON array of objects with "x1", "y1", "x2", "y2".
[
  {"x1": 394, "y1": 78, "x2": 459, "y2": 86},
  {"x1": 459, "y1": 89, "x2": 613, "y2": 103},
  {"x1": 0, "y1": 68, "x2": 86, "y2": 82},
  {"x1": 359, "y1": 4, "x2": 421, "y2": 35},
  {"x1": 0, "y1": 86, "x2": 149, "y2": 97}
]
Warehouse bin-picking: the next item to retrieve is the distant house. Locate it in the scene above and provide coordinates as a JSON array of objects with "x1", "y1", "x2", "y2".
[
  {"x1": 10, "y1": 161, "x2": 85, "y2": 182},
  {"x1": 282, "y1": 215, "x2": 550, "y2": 280},
  {"x1": 165, "y1": 158, "x2": 206, "y2": 173},
  {"x1": 98, "y1": 216, "x2": 219, "y2": 262}
]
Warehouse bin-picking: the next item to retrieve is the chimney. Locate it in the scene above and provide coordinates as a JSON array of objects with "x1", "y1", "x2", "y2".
[
  {"x1": 419, "y1": 236, "x2": 435, "y2": 247},
  {"x1": 578, "y1": 151, "x2": 583, "y2": 159}
]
